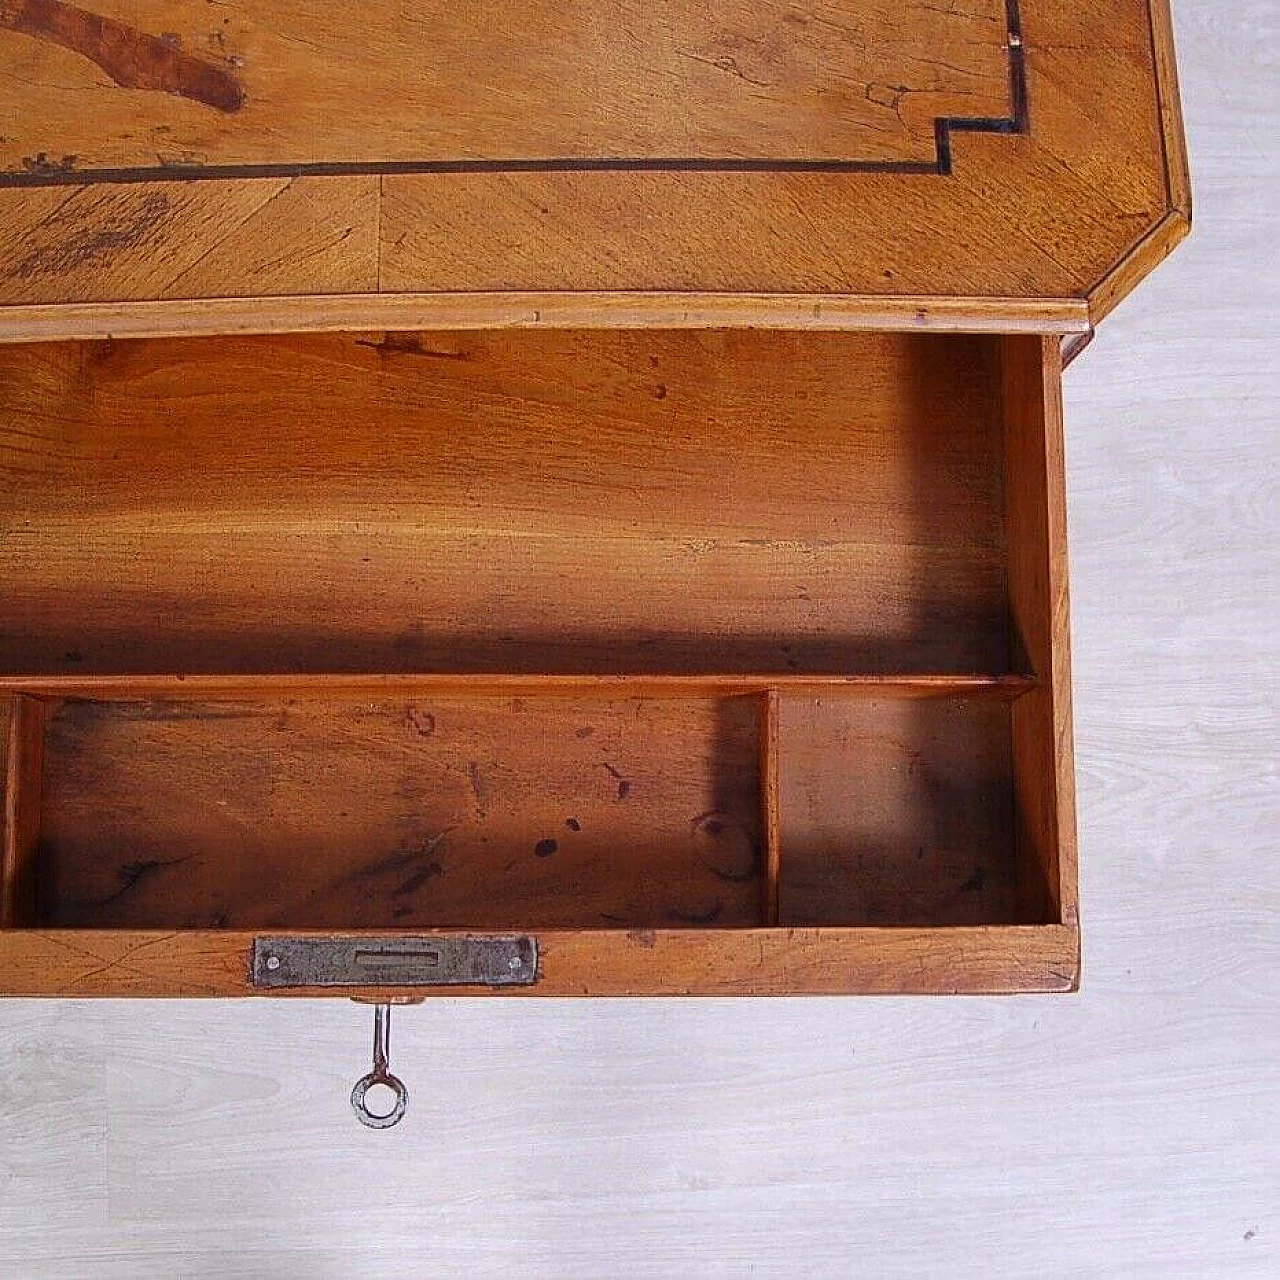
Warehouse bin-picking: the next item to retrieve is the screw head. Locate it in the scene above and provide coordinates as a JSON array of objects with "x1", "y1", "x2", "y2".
[
  {"x1": 508, "y1": 955, "x2": 522, "y2": 970},
  {"x1": 266, "y1": 955, "x2": 281, "y2": 971}
]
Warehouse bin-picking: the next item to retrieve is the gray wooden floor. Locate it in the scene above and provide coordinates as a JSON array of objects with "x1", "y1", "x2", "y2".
[{"x1": 1, "y1": 4, "x2": 1275, "y2": 1275}]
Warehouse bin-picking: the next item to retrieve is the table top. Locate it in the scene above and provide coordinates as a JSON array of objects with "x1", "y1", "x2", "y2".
[{"x1": 0, "y1": 0, "x2": 1189, "y2": 338}]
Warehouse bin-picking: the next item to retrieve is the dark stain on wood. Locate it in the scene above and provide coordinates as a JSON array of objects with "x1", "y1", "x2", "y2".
[
  {"x1": 404, "y1": 705, "x2": 435, "y2": 737},
  {"x1": 351, "y1": 846, "x2": 420, "y2": 879},
  {"x1": 602, "y1": 761, "x2": 631, "y2": 800},
  {"x1": 534, "y1": 838, "x2": 558, "y2": 858},
  {"x1": 94, "y1": 854, "x2": 192, "y2": 906},
  {"x1": 706, "y1": 856, "x2": 757, "y2": 885},
  {"x1": 692, "y1": 811, "x2": 759, "y2": 885},
  {"x1": 21, "y1": 150, "x2": 77, "y2": 173},
  {"x1": 392, "y1": 860, "x2": 443, "y2": 897},
  {"x1": 390, "y1": 621, "x2": 426, "y2": 657},
  {"x1": 1, "y1": 0, "x2": 246, "y2": 113},
  {"x1": 667, "y1": 900, "x2": 724, "y2": 925},
  {"x1": 13, "y1": 189, "x2": 170, "y2": 279},
  {"x1": 358, "y1": 829, "x2": 451, "y2": 883},
  {"x1": 55, "y1": 696, "x2": 263, "y2": 724},
  {"x1": 309, "y1": 828, "x2": 455, "y2": 908},
  {"x1": 354, "y1": 332, "x2": 468, "y2": 361},
  {"x1": 690, "y1": 809, "x2": 727, "y2": 835}
]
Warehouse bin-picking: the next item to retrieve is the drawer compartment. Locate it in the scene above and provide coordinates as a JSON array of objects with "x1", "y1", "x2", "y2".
[
  {"x1": 17, "y1": 686, "x2": 1042, "y2": 935},
  {"x1": 35, "y1": 693, "x2": 763, "y2": 931},
  {"x1": 777, "y1": 695, "x2": 1021, "y2": 928},
  {"x1": 0, "y1": 329, "x2": 1007, "y2": 677},
  {"x1": 0, "y1": 329, "x2": 1077, "y2": 995}
]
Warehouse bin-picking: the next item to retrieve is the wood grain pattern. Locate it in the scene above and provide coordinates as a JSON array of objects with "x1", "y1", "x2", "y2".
[
  {"x1": 1003, "y1": 336, "x2": 1078, "y2": 930},
  {"x1": 38, "y1": 695, "x2": 763, "y2": 930},
  {"x1": 0, "y1": 0, "x2": 1187, "y2": 330},
  {"x1": 777, "y1": 695, "x2": 1019, "y2": 927},
  {"x1": 0, "y1": 176, "x2": 379, "y2": 306},
  {"x1": 0, "y1": 696, "x2": 12, "y2": 915},
  {"x1": 1, "y1": 694, "x2": 46, "y2": 925},
  {"x1": 1082, "y1": 0, "x2": 1192, "y2": 323},
  {"x1": 0, "y1": 319, "x2": 1073, "y2": 993},
  {"x1": 0, "y1": 292, "x2": 1094, "y2": 344},
  {"x1": 0, "y1": 0, "x2": 1010, "y2": 171},
  {"x1": 0, "y1": 0, "x2": 246, "y2": 114},
  {"x1": 0, "y1": 924, "x2": 1079, "y2": 995},
  {"x1": 1149, "y1": 0, "x2": 1192, "y2": 216},
  {"x1": 0, "y1": 674, "x2": 1038, "y2": 700},
  {"x1": 0, "y1": 330, "x2": 1011, "y2": 677},
  {"x1": 0, "y1": 8, "x2": 1266, "y2": 1272},
  {"x1": 1086, "y1": 208, "x2": 1191, "y2": 325},
  {"x1": 760, "y1": 690, "x2": 781, "y2": 927}
]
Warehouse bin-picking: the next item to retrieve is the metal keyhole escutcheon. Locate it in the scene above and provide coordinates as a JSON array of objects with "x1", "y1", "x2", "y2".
[{"x1": 350, "y1": 1004, "x2": 408, "y2": 1129}]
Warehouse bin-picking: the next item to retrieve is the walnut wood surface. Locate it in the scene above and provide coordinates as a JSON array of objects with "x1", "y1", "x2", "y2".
[
  {"x1": 38, "y1": 694, "x2": 764, "y2": 930},
  {"x1": 1003, "y1": 336, "x2": 1079, "y2": 929},
  {"x1": 0, "y1": 324, "x2": 1077, "y2": 994},
  {"x1": 0, "y1": 0, "x2": 1188, "y2": 333},
  {"x1": 0, "y1": 925, "x2": 1080, "y2": 995},
  {"x1": 0, "y1": 292, "x2": 1094, "y2": 345},
  {"x1": 0, "y1": 330, "x2": 1010, "y2": 678},
  {"x1": 777, "y1": 695, "x2": 1019, "y2": 927},
  {"x1": 1, "y1": 694, "x2": 44, "y2": 925},
  {"x1": 0, "y1": 12, "x2": 1267, "y2": 1267},
  {"x1": 1, "y1": 0, "x2": 1011, "y2": 170}
]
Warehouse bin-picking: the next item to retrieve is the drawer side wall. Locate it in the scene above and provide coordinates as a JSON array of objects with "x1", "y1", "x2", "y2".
[{"x1": 1002, "y1": 335, "x2": 1079, "y2": 935}]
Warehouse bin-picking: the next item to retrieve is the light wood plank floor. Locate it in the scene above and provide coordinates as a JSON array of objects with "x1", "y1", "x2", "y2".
[{"x1": 0, "y1": 3, "x2": 1275, "y2": 1274}]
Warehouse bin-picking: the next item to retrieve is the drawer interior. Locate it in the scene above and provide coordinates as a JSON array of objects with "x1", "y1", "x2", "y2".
[
  {"x1": 0, "y1": 328, "x2": 1074, "y2": 986},
  {"x1": 778, "y1": 694, "x2": 1018, "y2": 927},
  {"x1": 0, "y1": 329, "x2": 1007, "y2": 676},
  {"x1": 15, "y1": 687, "x2": 1033, "y2": 931},
  {"x1": 36, "y1": 693, "x2": 764, "y2": 930}
]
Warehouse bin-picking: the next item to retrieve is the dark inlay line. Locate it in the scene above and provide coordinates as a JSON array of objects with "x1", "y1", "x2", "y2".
[
  {"x1": 0, "y1": 0, "x2": 1027, "y2": 188},
  {"x1": 932, "y1": 0, "x2": 1028, "y2": 176},
  {"x1": 0, "y1": 0, "x2": 244, "y2": 113}
]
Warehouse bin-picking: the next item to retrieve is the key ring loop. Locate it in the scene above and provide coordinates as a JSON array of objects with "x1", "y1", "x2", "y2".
[
  {"x1": 350, "y1": 1069, "x2": 408, "y2": 1129},
  {"x1": 350, "y1": 1004, "x2": 408, "y2": 1129}
]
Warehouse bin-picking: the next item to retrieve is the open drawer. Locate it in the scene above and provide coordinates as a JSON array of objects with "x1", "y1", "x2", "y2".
[{"x1": 0, "y1": 329, "x2": 1077, "y2": 995}]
